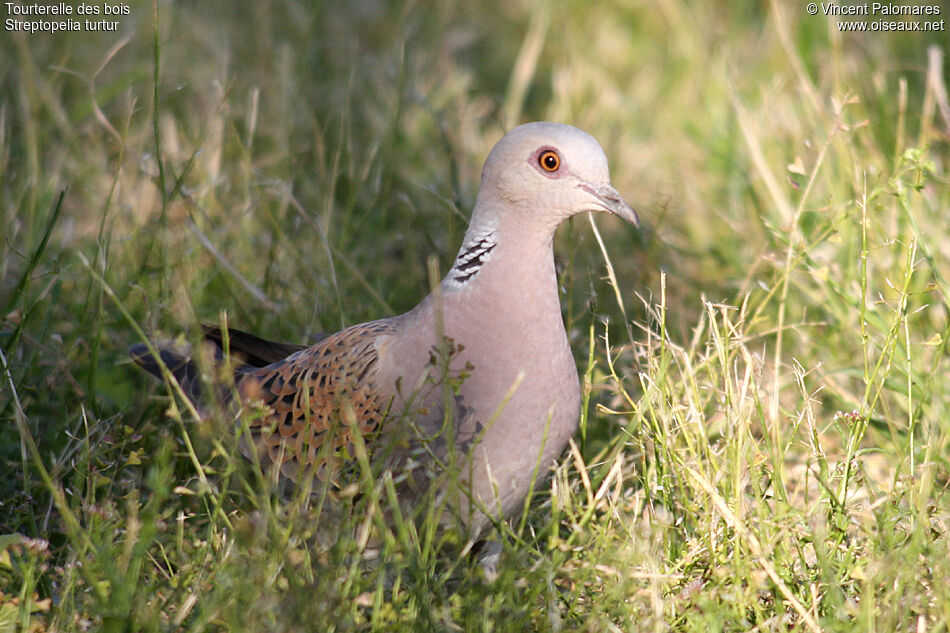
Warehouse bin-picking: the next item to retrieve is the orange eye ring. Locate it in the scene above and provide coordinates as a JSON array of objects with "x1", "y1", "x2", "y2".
[{"x1": 538, "y1": 150, "x2": 560, "y2": 172}]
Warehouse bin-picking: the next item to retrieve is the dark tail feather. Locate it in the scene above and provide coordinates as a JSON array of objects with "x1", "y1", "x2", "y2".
[
  {"x1": 130, "y1": 324, "x2": 321, "y2": 404},
  {"x1": 130, "y1": 342, "x2": 203, "y2": 404},
  {"x1": 201, "y1": 325, "x2": 311, "y2": 367}
]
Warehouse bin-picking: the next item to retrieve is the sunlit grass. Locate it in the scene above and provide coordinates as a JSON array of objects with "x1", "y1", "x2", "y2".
[{"x1": 2, "y1": 1, "x2": 949, "y2": 631}]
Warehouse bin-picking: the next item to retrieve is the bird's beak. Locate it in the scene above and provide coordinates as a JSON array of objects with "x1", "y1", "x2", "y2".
[{"x1": 580, "y1": 182, "x2": 639, "y2": 227}]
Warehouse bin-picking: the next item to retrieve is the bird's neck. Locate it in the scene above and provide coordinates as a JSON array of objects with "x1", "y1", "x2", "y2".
[{"x1": 442, "y1": 213, "x2": 564, "y2": 325}]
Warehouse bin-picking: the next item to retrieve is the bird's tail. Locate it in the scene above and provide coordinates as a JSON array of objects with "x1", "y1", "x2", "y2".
[
  {"x1": 130, "y1": 325, "x2": 315, "y2": 406},
  {"x1": 129, "y1": 340, "x2": 204, "y2": 405}
]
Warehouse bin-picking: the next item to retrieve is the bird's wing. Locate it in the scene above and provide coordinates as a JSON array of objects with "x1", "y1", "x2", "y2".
[{"x1": 234, "y1": 319, "x2": 397, "y2": 482}]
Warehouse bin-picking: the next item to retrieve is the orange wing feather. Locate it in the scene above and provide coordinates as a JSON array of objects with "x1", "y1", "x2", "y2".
[{"x1": 235, "y1": 320, "x2": 396, "y2": 481}]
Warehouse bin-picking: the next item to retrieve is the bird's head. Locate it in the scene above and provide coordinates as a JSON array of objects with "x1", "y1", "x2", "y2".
[{"x1": 475, "y1": 122, "x2": 638, "y2": 228}]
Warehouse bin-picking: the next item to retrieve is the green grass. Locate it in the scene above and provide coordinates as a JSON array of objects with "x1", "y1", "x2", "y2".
[{"x1": 2, "y1": 0, "x2": 949, "y2": 630}]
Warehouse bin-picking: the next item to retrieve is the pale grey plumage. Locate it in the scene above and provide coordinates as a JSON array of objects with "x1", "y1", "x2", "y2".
[{"x1": 132, "y1": 121, "x2": 638, "y2": 532}]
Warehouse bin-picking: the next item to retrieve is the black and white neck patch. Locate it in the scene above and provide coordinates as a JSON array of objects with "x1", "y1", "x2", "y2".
[{"x1": 449, "y1": 229, "x2": 497, "y2": 286}]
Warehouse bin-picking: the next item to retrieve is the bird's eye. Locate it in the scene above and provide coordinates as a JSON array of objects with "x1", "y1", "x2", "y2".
[{"x1": 539, "y1": 150, "x2": 560, "y2": 172}]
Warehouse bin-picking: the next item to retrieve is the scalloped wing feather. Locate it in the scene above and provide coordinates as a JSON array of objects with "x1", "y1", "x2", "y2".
[{"x1": 235, "y1": 319, "x2": 397, "y2": 481}]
